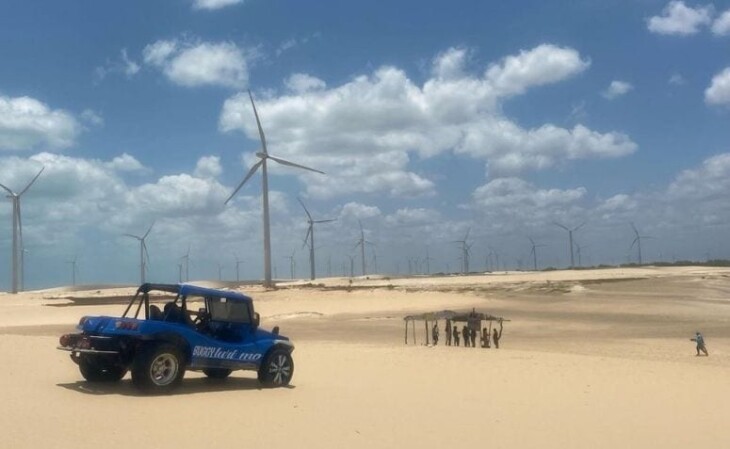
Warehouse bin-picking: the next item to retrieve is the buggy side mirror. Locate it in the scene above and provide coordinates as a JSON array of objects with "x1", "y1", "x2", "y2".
[{"x1": 253, "y1": 312, "x2": 260, "y2": 328}]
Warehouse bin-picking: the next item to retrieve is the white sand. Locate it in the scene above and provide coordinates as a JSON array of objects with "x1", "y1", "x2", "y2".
[{"x1": 1, "y1": 266, "x2": 729, "y2": 448}]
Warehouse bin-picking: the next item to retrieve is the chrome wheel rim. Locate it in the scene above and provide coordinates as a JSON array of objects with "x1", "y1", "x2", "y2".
[
  {"x1": 268, "y1": 354, "x2": 292, "y2": 385},
  {"x1": 149, "y1": 353, "x2": 178, "y2": 386}
]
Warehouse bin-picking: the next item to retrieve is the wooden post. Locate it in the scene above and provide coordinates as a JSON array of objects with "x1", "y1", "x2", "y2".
[
  {"x1": 404, "y1": 320, "x2": 408, "y2": 344},
  {"x1": 412, "y1": 320, "x2": 416, "y2": 345},
  {"x1": 425, "y1": 320, "x2": 430, "y2": 346}
]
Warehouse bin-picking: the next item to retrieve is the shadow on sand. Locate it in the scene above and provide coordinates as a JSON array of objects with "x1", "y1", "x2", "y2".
[{"x1": 57, "y1": 376, "x2": 295, "y2": 396}]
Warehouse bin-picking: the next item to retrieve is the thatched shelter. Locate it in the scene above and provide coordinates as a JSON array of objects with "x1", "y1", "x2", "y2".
[{"x1": 403, "y1": 308, "x2": 508, "y2": 346}]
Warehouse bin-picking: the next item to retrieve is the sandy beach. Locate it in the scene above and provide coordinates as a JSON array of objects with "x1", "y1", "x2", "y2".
[{"x1": 1, "y1": 266, "x2": 729, "y2": 448}]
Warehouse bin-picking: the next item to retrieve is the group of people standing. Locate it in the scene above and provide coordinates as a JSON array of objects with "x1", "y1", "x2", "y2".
[{"x1": 431, "y1": 318, "x2": 503, "y2": 349}]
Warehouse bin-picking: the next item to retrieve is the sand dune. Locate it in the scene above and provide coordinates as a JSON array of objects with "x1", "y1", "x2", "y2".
[{"x1": 1, "y1": 266, "x2": 729, "y2": 448}]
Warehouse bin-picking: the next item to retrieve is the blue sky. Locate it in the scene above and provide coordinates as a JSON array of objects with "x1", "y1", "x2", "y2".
[{"x1": 2, "y1": 0, "x2": 730, "y2": 290}]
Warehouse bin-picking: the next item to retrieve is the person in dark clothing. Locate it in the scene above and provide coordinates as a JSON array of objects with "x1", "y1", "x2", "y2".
[
  {"x1": 470, "y1": 328, "x2": 477, "y2": 347},
  {"x1": 445, "y1": 319, "x2": 452, "y2": 346},
  {"x1": 453, "y1": 326, "x2": 460, "y2": 347},
  {"x1": 432, "y1": 323, "x2": 440, "y2": 346},
  {"x1": 690, "y1": 331, "x2": 709, "y2": 356},
  {"x1": 462, "y1": 325, "x2": 470, "y2": 347},
  {"x1": 492, "y1": 320, "x2": 503, "y2": 349},
  {"x1": 481, "y1": 328, "x2": 490, "y2": 348}
]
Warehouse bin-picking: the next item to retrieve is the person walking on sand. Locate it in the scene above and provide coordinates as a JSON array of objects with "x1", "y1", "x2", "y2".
[
  {"x1": 690, "y1": 331, "x2": 709, "y2": 356},
  {"x1": 462, "y1": 325, "x2": 470, "y2": 347},
  {"x1": 445, "y1": 319, "x2": 452, "y2": 346},
  {"x1": 432, "y1": 323, "x2": 440, "y2": 346},
  {"x1": 470, "y1": 327, "x2": 477, "y2": 348},
  {"x1": 492, "y1": 320, "x2": 503, "y2": 349},
  {"x1": 453, "y1": 326, "x2": 460, "y2": 347}
]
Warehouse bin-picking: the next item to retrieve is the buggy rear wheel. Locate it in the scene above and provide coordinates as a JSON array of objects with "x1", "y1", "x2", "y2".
[{"x1": 131, "y1": 343, "x2": 185, "y2": 394}]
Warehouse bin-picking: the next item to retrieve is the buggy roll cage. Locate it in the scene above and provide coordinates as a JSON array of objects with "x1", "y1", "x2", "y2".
[{"x1": 121, "y1": 283, "x2": 256, "y2": 323}]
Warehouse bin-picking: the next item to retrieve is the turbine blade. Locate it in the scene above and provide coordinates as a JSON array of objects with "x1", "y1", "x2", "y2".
[
  {"x1": 225, "y1": 159, "x2": 264, "y2": 204},
  {"x1": 303, "y1": 226, "x2": 312, "y2": 248},
  {"x1": 143, "y1": 222, "x2": 155, "y2": 239},
  {"x1": 574, "y1": 222, "x2": 586, "y2": 232},
  {"x1": 553, "y1": 222, "x2": 569, "y2": 231},
  {"x1": 19, "y1": 166, "x2": 45, "y2": 196},
  {"x1": 464, "y1": 227, "x2": 471, "y2": 241},
  {"x1": 629, "y1": 238, "x2": 637, "y2": 250},
  {"x1": 314, "y1": 219, "x2": 336, "y2": 223},
  {"x1": 17, "y1": 201, "x2": 23, "y2": 250},
  {"x1": 0, "y1": 181, "x2": 13, "y2": 195},
  {"x1": 528, "y1": 237, "x2": 535, "y2": 246},
  {"x1": 248, "y1": 90, "x2": 268, "y2": 154},
  {"x1": 297, "y1": 197, "x2": 312, "y2": 220},
  {"x1": 268, "y1": 155, "x2": 325, "y2": 174}
]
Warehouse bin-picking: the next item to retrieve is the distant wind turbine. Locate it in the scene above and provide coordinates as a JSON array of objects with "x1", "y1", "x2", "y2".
[
  {"x1": 0, "y1": 167, "x2": 44, "y2": 293},
  {"x1": 629, "y1": 222, "x2": 652, "y2": 265},
  {"x1": 574, "y1": 241, "x2": 589, "y2": 267},
  {"x1": 180, "y1": 245, "x2": 190, "y2": 282},
  {"x1": 528, "y1": 237, "x2": 546, "y2": 271},
  {"x1": 354, "y1": 220, "x2": 374, "y2": 276},
  {"x1": 66, "y1": 255, "x2": 78, "y2": 286},
  {"x1": 553, "y1": 221, "x2": 585, "y2": 268},
  {"x1": 347, "y1": 255, "x2": 356, "y2": 278},
  {"x1": 453, "y1": 228, "x2": 472, "y2": 274},
  {"x1": 298, "y1": 197, "x2": 336, "y2": 281},
  {"x1": 285, "y1": 250, "x2": 296, "y2": 279},
  {"x1": 224, "y1": 90, "x2": 325, "y2": 288},
  {"x1": 234, "y1": 254, "x2": 244, "y2": 282},
  {"x1": 424, "y1": 246, "x2": 434, "y2": 275},
  {"x1": 123, "y1": 223, "x2": 154, "y2": 284}
]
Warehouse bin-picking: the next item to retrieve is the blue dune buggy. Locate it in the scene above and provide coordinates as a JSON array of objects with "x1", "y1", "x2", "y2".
[{"x1": 58, "y1": 283, "x2": 294, "y2": 393}]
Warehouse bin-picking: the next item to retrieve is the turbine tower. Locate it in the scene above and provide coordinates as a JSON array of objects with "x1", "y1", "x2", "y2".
[
  {"x1": 285, "y1": 250, "x2": 296, "y2": 279},
  {"x1": 123, "y1": 223, "x2": 154, "y2": 284},
  {"x1": 234, "y1": 254, "x2": 243, "y2": 282},
  {"x1": 224, "y1": 90, "x2": 325, "y2": 288},
  {"x1": 298, "y1": 197, "x2": 335, "y2": 281},
  {"x1": 629, "y1": 222, "x2": 651, "y2": 265},
  {"x1": 553, "y1": 222, "x2": 585, "y2": 268},
  {"x1": 528, "y1": 237, "x2": 546, "y2": 271},
  {"x1": 0, "y1": 167, "x2": 44, "y2": 293}
]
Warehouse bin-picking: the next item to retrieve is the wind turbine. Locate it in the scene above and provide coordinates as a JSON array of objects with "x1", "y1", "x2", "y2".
[
  {"x1": 0, "y1": 167, "x2": 44, "y2": 293},
  {"x1": 424, "y1": 246, "x2": 434, "y2": 275},
  {"x1": 298, "y1": 197, "x2": 336, "y2": 281},
  {"x1": 354, "y1": 220, "x2": 374, "y2": 276},
  {"x1": 528, "y1": 237, "x2": 546, "y2": 271},
  {"x1": 347, "y1": 255, "x2": 355, "y2": 278},
  {"x1": 224, "y1": 90, "x2": 325, "y2": 288},
  {"x1": 123, "y1": 223, "x2": 154, "y2": 284},
  {"x1": 66, "y1": 255, "x2": 78, "y2": 286},
  {"x1": 574, "y1": 241, "x2": 589, "y2": 267},
  {"x1": 453, "y1": 228, "x2": 472, "y2": 274},
  {"x1": 180, "y1": 245, "x2": 190, "y2": 282},
  {"x1": 553, "y1": 222, "x2": 585, "y2": 268},
  {"x1": 234, "y1": 254, "x2": 244, "y2": 282},
  {"x1": 629, "y1": 222, "x2": 651, "y2": 265},
  {"x1": 285, "y1": 250, "x2": 296, "y2": 279}
]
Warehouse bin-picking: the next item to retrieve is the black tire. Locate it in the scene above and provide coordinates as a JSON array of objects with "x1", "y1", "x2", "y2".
[
  {"x1": 78, "y1": 356, "x2": 127, "y2": 382},
  {"x1": 203, "y1": 368, "x2": 232, "y2": 379},
  {"x1": 131, "y1": 343, "x2": 185, "y2": 393},
  {"x1": 258, "y1": 348, "x2": 294, "y2": 387}
]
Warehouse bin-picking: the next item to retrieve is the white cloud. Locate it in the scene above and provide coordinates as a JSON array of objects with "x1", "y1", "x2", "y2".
[
  {"x1": 0, "y1": 95, "x2": 80, "y2": 151},
  {"x1": 711, "y1": 9, "x2": 730, "y2": 35},
  {"x1": 602, "y1": 80, "x2": 633, "y2": 99},
  {"x1": 669, "y1": 73, "x2": 686, "y2": 85},
  {"x1": 384, "y1": 208, "x2": 441, "y2": 227},
  {"x1": 284, "y1": 74, "x2": 326, "y2": 93},
  {"x1": 80, "y1": 109, "x2": 104, "y2": 127},
  {"x1": 338, "y1": 202, "x2": 382, "y2": 221},
  {"x1": 704, "y1": 67, "x2": 730, "y2": 105},
  {"x1": 105, "y1": 153, "x2": 147, "y2": 172},
  {"x1": 143, "y1": 38, "x2": 249, "y2": 89},
  {"x1": 220, "y1": 44, "x2": 633, "y2": 197},
  {"x1": 484, "y1": 44, "x2": 590, "y2": 98},
  {"x1": 192, "y1": 0, "x2": 244, "y2": 10},
  {"x1": 94, "y1": 48, "x2": 140, "y2": 83},
  {"x1": 647, "y1": 1, "x2": 714, "y2": 35},
  {"x1": 194, "y1": 155, "x2": 223, "y2": 179}
]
